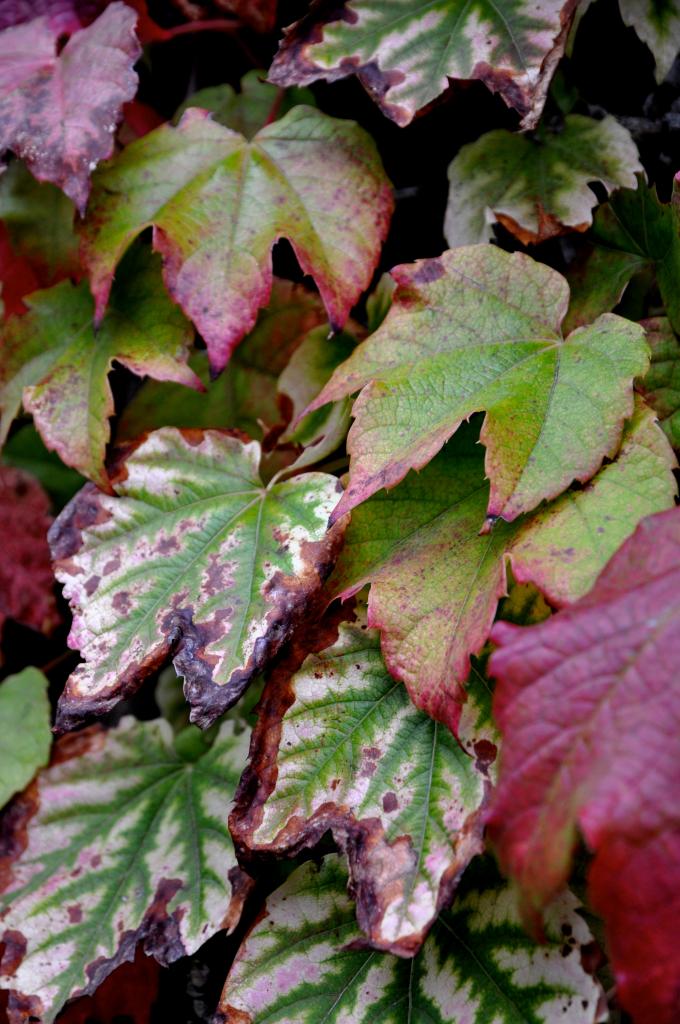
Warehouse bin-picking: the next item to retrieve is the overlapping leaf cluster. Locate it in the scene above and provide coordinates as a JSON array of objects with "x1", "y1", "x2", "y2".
[{"x1": 0, "y1": 3, "x2": 679, "y2": 1024}]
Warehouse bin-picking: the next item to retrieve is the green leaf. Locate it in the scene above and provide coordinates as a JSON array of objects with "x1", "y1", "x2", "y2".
[
  {"x1": 637, "y1": 317, "x2": 680, "y2": 448},
  {"x1": 269, "y1": 0, "x2": 579, "y2": 130},
  {"x1": 82, "y1": 105, "x2": 393, "y2": 374},
  {"x1": 175, "y1": 70, "x2": 316, "y2": 140},
  {"x1": 0, "y1": 716, "x2": 250, "y2": 1024},
  {"x1": 0, "y1": 244, "x2": 201, "y2": 486},
  {"x1": 311, "y1": 245, "x2": 649, "y2": 526},
  {"x1": 619, "y1": 0, "x2": 680, "y2": 81},
  {"x1": 0, "y1": 160, "x2": 78, "y2": 283},
  {"x1": 217, "y1": 855, "x2": 605, "y2": 1024},
  {"x1": 2, "y1": 424, "x2": 84, "y2": 509},
  {"x1": 232, "y1": 607, "x2": 496, "y2": 954},
  {"x1": 49, "y1": 428, "x2": 344, "y2": 731},
  {"x1": 565, "y1": 174, "x2": 680, "y2": 333},
  {"x1": 328, "y1": 404, "x2": 677, "y2": 732},
  {"x1": 445, "y1": 115, "x2": 641, "y2": 246},
  {"x1": 0, "y1": 668, "x2": 51, "y2": 809}
]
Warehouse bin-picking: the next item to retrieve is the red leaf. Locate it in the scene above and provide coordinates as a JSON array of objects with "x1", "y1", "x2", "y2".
[
  {"x1": 488, "y1": 505, "x2": 680, "y2": 1024},
  {"x1": 0, "y1": 3, "x2": 140, "y2": 213},
  {"x1": 0, "y1": 224, "x2": 39, "y2": 316},
  {"x1": 0, "y1": 466, "x2": 58, "y2": 639}
]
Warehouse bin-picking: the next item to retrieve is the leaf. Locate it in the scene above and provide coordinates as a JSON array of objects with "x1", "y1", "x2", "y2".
[
  {"x1": 0, "y1": 669, "x2": 51, "y2": 809},
  {"x1": 0, "y1": 243, "x2": 201, "y2": 486},
  {"x1": 328, "y1": 404, "x2": 677, "y2": 732},
  {"x1": 445, "y1": 115, "x2": 641, "y2": 246},
  {"x1": 0, "y1": 465, "x2": 58, "y2": 640},
  {"x1": 488, "y1": 504, "x2": 680, "y2": 1024},
  {"x1": 269, "y1": 0, "x2": 579, "y2": 130},
  {"x1": 311, "y1": 245, "x2": 649, "y2": 526},
  {"x1": 0, "y1": 160, "x2": 79, "y2": 284},
  {"x1": 0, "y1": 716, "x2": 251, "y2": 1024},
  {"x1": 175, "y1": 71, "x2": 316, "y2": 140},
  {"x1": 619, "y1": 0, "x2": 680, "y2": 81},
  {"x1": 216, "y1": 854, "x2": 605, "y2": 1024},
  {"x1": 117, "y1": 280, "x2": 329, "y2": 444},
  {"x1": 0, "y1": 3, "x2": 140, "y2": 213},
  {"x1": 231, "y1": 605, "x2": 496, "y2": 954},
  {"x1": 81, "y1": 104, "x2": 393, "y2": 374},
  {"x1": 636, "y1": 317, "x2": 680, "y2": 449},
  {"x1": 2, "y1": 424, "x2": 84, "y2": 509},
  {"x1": 565, "y1": 173, "x2": 680, "y2": 333},
  {"x1": 49, "y1": 427, "x2": 345, "y2": 731}
]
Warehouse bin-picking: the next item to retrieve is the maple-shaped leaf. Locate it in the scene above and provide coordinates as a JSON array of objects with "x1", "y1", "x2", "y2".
[
  {"x1": 329, "y1": 405, "x2": 676, "y2": 732},
  {"x1": 637, "y1": 317, "x2": 680, "y2": 448},
  {"x1": 217, "y1": 854, "x2": 605, "y2": 1024},
  {"x1": 0, "y1": 668, "x2": 51, "y2": 809},
  {"x1": 619, "y1": 0, "x2": 680, "y2": 81},
  {"x1": 81, "y1": 104, "x2": 393, "y2": 374},
  {"x1": 311, "y1": 245, "x2": 649, "y2": 526},
  {"x1": 445, "y1": 115, "x2": 641, "y2": 246},
  {"x1": 566, "y1": 173, "x2": 680, "y2": 333},
  {"x1": 0, "y1": 716, "x2": 250, "y2": 1024},
  {"x1": 49, "y1": 428, "x2": 344, "y2": 731},
  {"x1": 0, "y1": 244, "x2": 201, "y2": 486},
  {"x1": 117, "y1": 279, "x2": 328, "y2": 445},
  {"x1": 0, "y1": 3, "x2": 140, "y2": 213},
  {"x1": 269, "y1": 0, "x2": 579, "y2": 131},
  {"x1": 231, "y1": 606, "x2": 496, "y2": 955},
  {"x1": 0, "y1": 465, "x2": 58, "y2": 640},
  {"x1": 488, "y1": 504, "x2": 680, "y2": 1024}
]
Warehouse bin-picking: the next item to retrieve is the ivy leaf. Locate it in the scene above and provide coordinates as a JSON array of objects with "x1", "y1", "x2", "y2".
[
  {"x1": 0, "y1": 716, "x2": 251, "y2": 1024},
  {"x1": 117, "y1": 280, "x2": 328, "y2": 444},
  {"x1": 0, "y1": 3, "x2": 140, "y2": 213},
  {"x1": 637, "y1": 317, "x2": 680, "y2": 448},
  {"x1": 269, "y1": 0, "x2": 579, "y2": 130},
  {"x1": 231, "y1": 606, "x2": 496, "y2": 954},
  {"x1": 445, "y1": 115, "x2": 641, "y2": 246},
  {"x1": 566, "y1": 174, "x2": 680, "y2": 333},
  {"x1": 0, "y1": 669, "x2": 51, "y2": 809},
  {"x1": 0, "y1": 244, "x2": 201, "y2": 487},
  {"x1": 311, "y1": 246, "x2": 649, "y2": 526},
  {"x1": 329, "y1": 405, "x2": 676, "y2": 732},
  {"x1": 82, "y1": 105, "x2": 393, "y2": 374},
  {"x1": 488, "y1": 504, "x2": 680, "y2": 1024},
  {"x1": 619, "y1": 0, "x2": 680, "y2": 81},
  {"x1": 175, "y1": 71, "x2": 316, "y2": 140},
  {"x1": 0, "y1": 466, "x2": 58, "y2": 641},
  {"x1": 217, "y1": 854, "x2": 605, "y2": 1024},
  {"x1": 49, "y1": 428, "x2": 344, "y2": 731}
]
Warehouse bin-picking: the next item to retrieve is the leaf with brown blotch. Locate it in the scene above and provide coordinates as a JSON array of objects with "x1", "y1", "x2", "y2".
[
  {"x1": 488, "y1": 504, "x2": 680, "y2": 1024},
  {"x1": 328, "y1": 403, "x2": 677, "y2": 734},
  {"x1": 0, "y1": 3, "x2": 140, "y2": 213},
  {"x1": 49, "y1": 428, "x2": 345, "y2": 731}
]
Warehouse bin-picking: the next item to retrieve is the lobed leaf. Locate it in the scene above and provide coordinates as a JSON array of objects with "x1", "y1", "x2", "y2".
[
  {"x1": 619, "y1": 0, "x2": 680, "y2": 81},
  {"x1": 231, "y1": 607, "x2": 497, "y2": 955},
  {"x1": 329, "y1": 404, "x2": 677, "y2": 732},
  {"x1": 0, "y1": 668, "x2": 51, "y2": 809},
  {"x1": 637, "y1": 317, "x2": 680, "y2": 448},
  {"x1": 217, "y1": 854, "x2": 605, "y2": 1024},
  {"x1": 0, "y1": 244, "x2": 201, "y2": 486},
  {"x1": 0, "y1": 465, "x2": 58, "y2": 641},
  {"x1": 0, "y1": 3, "x2": 140, "y2": 212},
  {"x1": 445, "y1": 115, "x2": 641, "y2": 246},
  {"x1": 81, "y1": 104, "x2": 393, "y2": 374},
  {"x1": 49, "y1": 428, "x2": 345, "y2": 731},
  {"x1": 489, "y1": 504, "x2": 680, "y2": 1024},
  {"x1": 269, "y1": 0, "x2": 579, "y2": 130},
  {"x1": 311, "y1": 245, "x2": 649, "y2": 526},
  {"x1": 0, "y1": 716, "x2": 250, "y2": 1024}
]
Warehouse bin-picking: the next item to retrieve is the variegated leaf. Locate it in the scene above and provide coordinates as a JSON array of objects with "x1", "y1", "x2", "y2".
[
  {"x1": 269, "y1": 0, "x2": 579, "y2": 130},
  {"x1": 50, "y1": 428, "x2": 344, "y2": 730},
  {"x1": 231, "y1": 607, "x2": 496, "y2": 955},
  {"x1": 217, "y1": 854, "x2": 605, "y2": 1024},
  {"x1": 0, "y1": 717, "x2": 250, "y2": 1024},
  {"x1": 620, "y1": 0, "x2": 680, "y2": 81}
]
